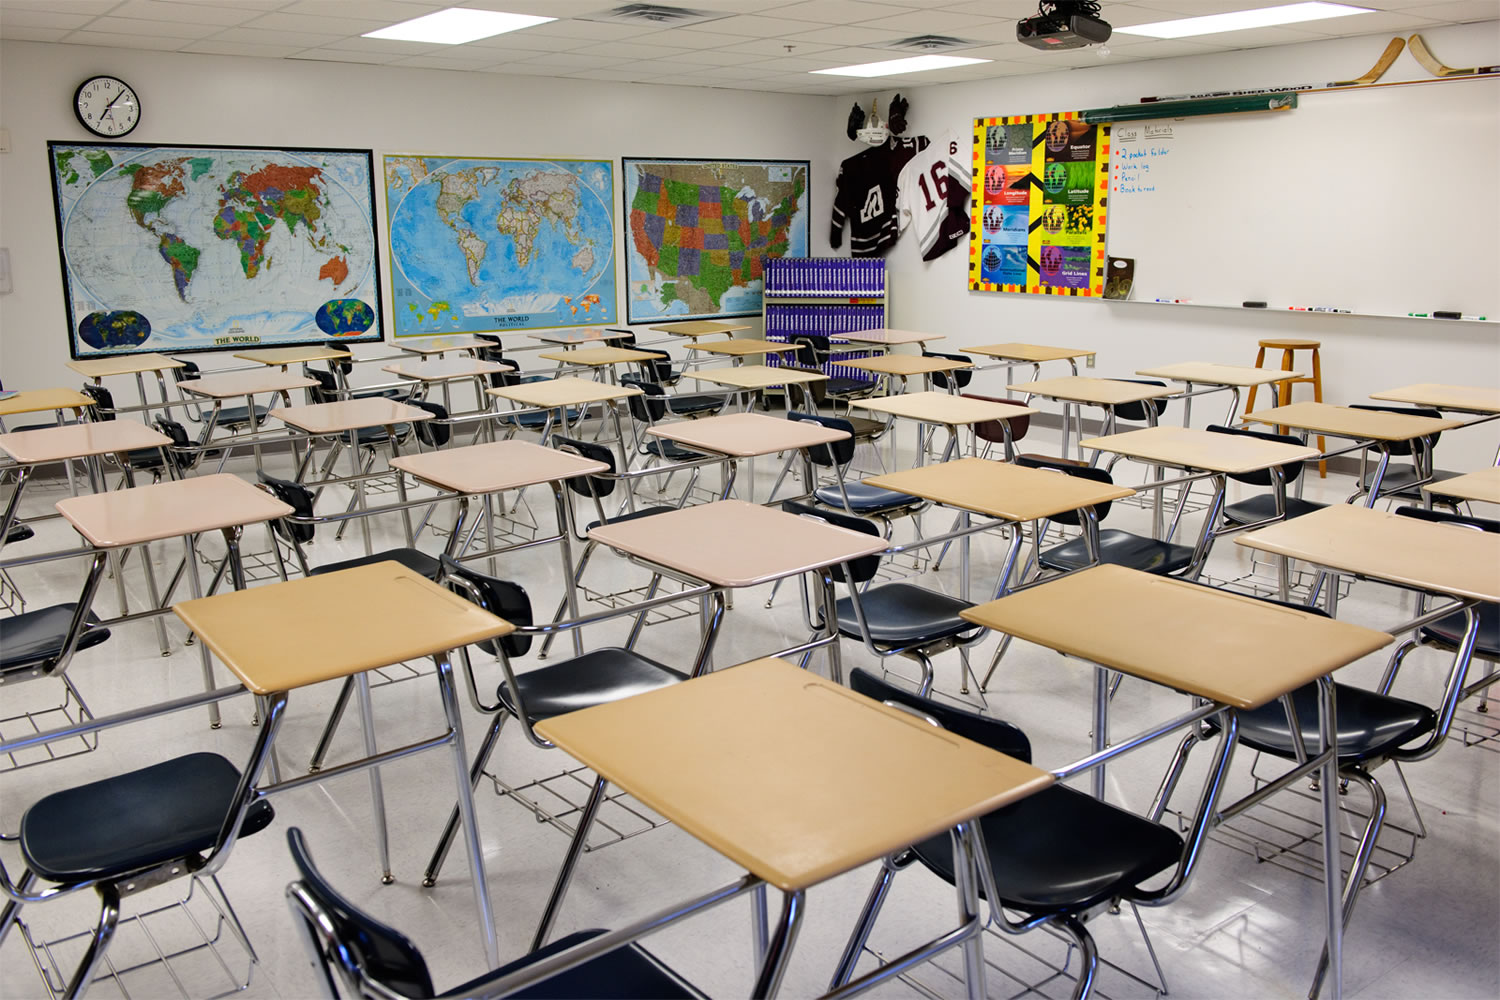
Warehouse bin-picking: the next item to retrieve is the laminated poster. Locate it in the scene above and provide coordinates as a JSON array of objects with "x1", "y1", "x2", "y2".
[{"x1": 969, "y1": 113, "x2": 1111, "y2": 297}]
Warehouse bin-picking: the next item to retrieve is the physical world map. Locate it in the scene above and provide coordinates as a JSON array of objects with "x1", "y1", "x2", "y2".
[
  {"x1": 383, "y1": 156, "x2": 616, "y2": 337},
  {"x1": 50, "y1": 143, "x2": 381, "y2": 357},
  {"x1": 623, "y1": 159, "x2": 808, "y2": 324}
]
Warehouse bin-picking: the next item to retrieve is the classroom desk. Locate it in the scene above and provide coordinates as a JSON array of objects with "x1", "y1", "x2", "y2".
[
  {"x1": 234, "y1": 345, "x2": 353, "y2": 369},
  {"x1": 176, "y1": 370, "x2": 318, "y2": 458},
  {"x1": 1424, "y1": 466, "x2": 1500, "y2": 505},
  {"x1": 850, "y1": 391, "x2": 1039, "y2": 464},
  {"x1": 1368, "y1": 383, "x2": 1500, "y2": 415},
  {"x1": 537, "y1": 345, "x2": 660, "y2": 380},
  {"x1": 649, "y1": 320, "x2": 754, "y2": 340},
  {"x1": 487, "y1": 376, "x2": 641, "y2": 454},
  {"x1": 173, "y1": 561, "x2": 514, "y2": 966},
  {"x1": 0, "y1": 387, "x2": 94, "y2": 425},
  {"x1": 961, "y1": 563, "x2": 1396, "y2": 1000},
  {"x1": 381, "y1": 358, "x2": 510, "y2": 415},
  {"x1": 533, "y1": 656, "x2": 1053, "y2": 996},
  {"x1": 644, "y1": 410, "x2": 848, "y2": 502},
  {"x1": 839, "y1": 327, "x2": 946, "y2": 349},
  {"x1": 0, "y1": 420, "x2": 171, "y2": 554},
  {"x1": 1012, "y1": 375, "x2": 1177, "y2": 461},
  {"x1": 66, "y1": 353, "x2": 188, "y2": 414},
  {"x1": 844, "y1": 353, "x2": 972, "y2": 394},
  {"x1": 530, "y1": 328, "x2": 632, "y2": 348},
  {"x1": 686, "y1": 364, "x2": 828, "y2": 407},
  {"x1": 687, "y1": 338, "x2": 801, "y2": 365},
  {"x1": 396, "y1": 336, "x2": 488, "y2": 358},
  {"x1": 1134, "y1": 362, "x2": 1304, "y2": 426},
  {"x1": 1081, "y1": 424, "x2": 1321, "y2": 548},
  {"x1": 965, "y1": 342, "x2": 1093, "y2": 367},
  {"x1": 1243, "y1": 402, "x2": 1463, "y2": 505},
  {"x1": 56, "y1": 473, "x2": 293, "y2": 725},
  {"x1": 270, "y1": 398, "x2": 434, "y2": 555}
]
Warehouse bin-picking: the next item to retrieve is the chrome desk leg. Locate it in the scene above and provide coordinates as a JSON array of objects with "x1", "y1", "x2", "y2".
[
  {"x1": 751, "y1": 889, "x2": 805, "y2": 999},
  {"x1": 1317, "y1": 676, "x2": 1342, "y2": 1000},
  {"x1": 354, "y1": 671, "x2": 393, "y2": 884},
  {"x1": 1092, "y1": 665, "x2": 1109, "y2": 801},
  {"x1": 183, "y1": 534, "x2": 222, "y2": 729},
  {"x1": 436, "y1": 651, "x2": 498, "y2": 967},
  {"x1": 953, "y1": 822, "x2": 987, "y2": 1000},
  {"x1": 752, "y1": 883, "x2": 770, "y2": 967},
  {"x1": 533, "y1": 773, "x2": 608, "y2": 952}
]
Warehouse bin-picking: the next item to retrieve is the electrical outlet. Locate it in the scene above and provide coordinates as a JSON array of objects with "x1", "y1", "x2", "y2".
[{"x1": 1085, "y1": 353, "x2": 1096, "y2": 368}]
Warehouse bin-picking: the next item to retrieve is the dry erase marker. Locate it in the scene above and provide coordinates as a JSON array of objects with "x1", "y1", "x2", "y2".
[
  {"x1": 1407, "y1": 312, "x2": 1429, "y2": 318},
  {"x1": 1287, "y1": 305, "x2": 1309, "y2": 311},
  {"x1": 1242, "y1": 301, "x2": 1267, "y2": 309},
  {"x1": 1311, "y1": 306, "x2": 1351, "y2": 313}
]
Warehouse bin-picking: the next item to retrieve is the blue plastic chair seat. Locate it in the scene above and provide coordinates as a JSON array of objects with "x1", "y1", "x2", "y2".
[
  {"x1": 497, "y1": 648, "x2": 686, "y2": 721},
  {"x1": 1420, "y1": 602, "x2": 1499, "y2": 657},
  {"x1": 311, "y1": 549, "x2": 441, "y2": 580},
  {"x1": 814, "y1": 482, "x2": 920, "y2": 514},
  {"x1": 834, "y1": 582, "x2": 977, "y2": 646},
  {"x1": 1038, "y1": 530, "x2": 1195, "y2": 575},
  {"x1": 1212, "y1": 681, "x2": 1435, "y2": 765},
  {"x1": 0, "y1": 604, "x2": 110, "y2": 673},
  {"x1": 1222, "y1": 494, "x2": 1327, "y2": 526},
  {"x1": 585, "y1": 505, "x2": 675, "y2": 533}
]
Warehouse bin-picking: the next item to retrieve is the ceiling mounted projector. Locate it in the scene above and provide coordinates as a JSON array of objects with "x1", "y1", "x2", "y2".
[{"x1": 1017, "y1": 0, "x2": 1112, "y2": 50}]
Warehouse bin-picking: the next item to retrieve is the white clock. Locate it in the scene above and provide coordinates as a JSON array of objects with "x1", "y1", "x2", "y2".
[{"x1": 74, "y1": 76, "x2": 140, "y2": 138}]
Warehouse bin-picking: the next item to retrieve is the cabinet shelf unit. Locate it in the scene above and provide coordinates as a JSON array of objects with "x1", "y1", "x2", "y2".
[{"x1": 763, "y1": 257, "x2": 887, "y2": 392}]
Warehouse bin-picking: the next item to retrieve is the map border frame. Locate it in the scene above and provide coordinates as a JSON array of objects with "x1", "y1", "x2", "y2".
[
  {"x1": 621, "y1": 156, "x2": 811, "y2": 325},
  {"x1": 48, "y1": 140, "x2": 385, "y2": 361}
]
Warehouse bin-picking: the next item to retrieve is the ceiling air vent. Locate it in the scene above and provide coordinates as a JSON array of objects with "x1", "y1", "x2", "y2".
[
  {"x1": 581, "y1": 5, "x2": 730, "y2": 28},
  {"x1": 882, "y1": 35, "x2": 978, "y2": 52}
]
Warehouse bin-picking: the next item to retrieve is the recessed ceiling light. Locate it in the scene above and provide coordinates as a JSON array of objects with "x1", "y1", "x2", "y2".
[
  {"x1": 1116, "y1": 2, "x2": 1371, "y2": 40},
  {"x1": 812, "y1": 54, "x2": 991, "y2": 77},
  {"x1": 363, "y1": 7, "x2": 554, "y2": 45}
]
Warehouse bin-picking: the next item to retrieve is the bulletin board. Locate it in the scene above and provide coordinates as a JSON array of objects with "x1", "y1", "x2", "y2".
[{"x1": 969, "y1": 113, "x2": 1112, "y2": 297}]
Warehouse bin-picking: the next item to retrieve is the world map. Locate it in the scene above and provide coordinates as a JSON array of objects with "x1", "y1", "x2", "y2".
[
  {"x1": 383, "y1": 156, "x2": 616, "y2": 337},
  {"x1": 50, "y1": 143, "x2": 381, "y2": 357},
  {"x1": 623, "y1": 158, "x2": 809, "y2": 324}
]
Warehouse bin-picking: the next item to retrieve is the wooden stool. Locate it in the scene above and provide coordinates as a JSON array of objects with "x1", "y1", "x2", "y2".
[{"x1": 1247, "y1": 337, "x2": 1325, "y2": 477}]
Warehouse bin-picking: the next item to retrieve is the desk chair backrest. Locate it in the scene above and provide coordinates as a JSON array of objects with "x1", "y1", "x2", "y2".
[
  {"x1": 605, "y1": 327, "x2": 637, "y2": 347},
  {"x1": 439, "y1": 554, "x2": 534, "y2": 657},
  {"x1": 787, "y1": 411, "x2": 856, "y2": 468},
  {"x1": 256, "y1": 471, "x2": 317, "y2": 545},
  {"x1": 1016, "y1": 455, "x2": 1116, "y2": 524},
  {"x1": 154, "y1": 417, "x2": 198, "y2": 474},
  {"x1": 286, "y1": 827, "x2": 438, "y2": 1000},
  {"x1": 409, "y1": 399, "x2": 449, "y2": 448},
  {"x1": 1394, "y1": 505, "x2": 1500, "y2": 533},
  {"x1": 306, "y1": 368, "x2": 340, "y2": 405},
  {"x1": 552, "y1": 435, "x2": 618, "y2": 499},
  {"x1": 635, "y1": 348, "x2": 677, "y2": 385},
  {"x1": 791, "y1": 334, "x2": 831, "y2": 368},
  {"x1": 923, "y1": 351, "x2": 972, "y2": 392},
  {"x1": 850, "y1": 668, "x2": 1031, "y2": 762},
  {"x1": 781, "y1": 500, "x2": 882, "y2": 584},
  {"x1": 79, "y1": 382, "x2": 117, "y2": 420},
  {"x1": 1206, "y1": 424, "x2": 1308, "y2": 487},
  {"x1": 324, "y1": 342, "x2": 355, "y2": 377},
  {"x1": 961, "y1": 393, "x2": 1031, "y2": 445},
  {"x1": 619, "y1": 375, "x2": 670, "y2": 424},
  {"x1": 1108, "y1": 379, "x2": 1169, "y2": 423},
  {"x1": 1348, "y1": 404, "x2": 1444, "y2": 456}
]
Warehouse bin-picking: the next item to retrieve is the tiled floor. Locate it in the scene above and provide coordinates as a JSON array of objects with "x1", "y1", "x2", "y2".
[{"x1": 1, "y1": 415, "x2": 1496, "y2": 1000}]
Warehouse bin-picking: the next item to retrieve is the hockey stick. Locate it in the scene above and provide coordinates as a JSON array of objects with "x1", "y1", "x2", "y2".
[
  {"x1": 1341, "y1": 36, "x2": 1404, "y2": 85},
  {"x1": 1139, "y1": 36, "x2": 1408, "y2": 102},
  {"x1": 1408, "y1": 34, "x2": 1500, "y2": 78}
]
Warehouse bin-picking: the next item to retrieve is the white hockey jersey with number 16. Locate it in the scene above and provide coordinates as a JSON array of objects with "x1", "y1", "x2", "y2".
[{"x1": 896, "y1": 130, "x2": 972, "y2": 262}]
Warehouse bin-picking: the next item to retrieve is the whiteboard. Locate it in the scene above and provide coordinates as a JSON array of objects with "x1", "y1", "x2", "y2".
[{"x1": 1104, "y1": 79, "x2": 1500, "y2": 321}]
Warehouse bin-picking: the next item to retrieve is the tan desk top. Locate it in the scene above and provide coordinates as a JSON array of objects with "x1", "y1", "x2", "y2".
[
  {"x1": 488, "y1": 376, "x2": 643, "y2": 409},
  {"x1": 1236, "y1": 504, "x2": 1500, "y2": 603},
  {"x1": 0, "y1": 388, "x2": 94, "y2": 417},
  {"x1": 176, "y1": 371, "x2": 317, "y2": 398},
  {"x1": 1368, "y1": 383, "x2": 1500, "y2": 414},
  {"x1": 1425, "y1": 466, "x2": 1500, "y2": 505},
  {"x1": 589, "y1": 498, "x2": 887, "y2": 589},
  {"x1": 1135, "y1": 362, "x2": 1303, "y2": 387},
  {"x1": 687, "y1": 365, "x2": 828, "y2": 391},
  {"x1": 650, "y1": 320, "x2": 754, "y2": 339},
  {"x1": 964, "y1": 343, "x2": 1093, "y2": 363},
  {"x1": 0, "y1": 419, "x2": 170, "y2": 464},
  {"x1": 839, "y1": 328, "x2": 946, "y2": 346},
  {"x1": 65, "y1": 353, "x2": 187, "y2": 379},
  {"x1": 234, "y1": 345, "x2": 352, "y2": 366},
  {"x1": 270, "y1": 397, "x2": 433, "y2": 435},
  {"x1": 530, "y1": 328, "x2": 630, "y2": 345},
  {"x1": 56, "y1": 472, "x2": 292, "y2": 549},
  {"x1": 646, "y1": 411, "x2": 848, "y2": 458},
  {"x1": 1243, "y1": 402, "x2": 1464, "y2": 442},
  {"x1": 844, "y1": 355, "x2": 972, "y2": 378},
  {"x1": 537, "y1": 346, "x2": 660, "y2": 367},
  {"x1": 865, "y1": 457, "x2": 1135, "y2": 523},
  {"x1": 851, "y1": 391, "x2": 1039, "y2": 428},
  {"x1": 535, "y1": 657, "x2": 1054, "y2": 892},
  {"x1": 397, "y1": 336, "x2": 488, "y2": 355},
  {"x1": 962, "y1": 565, "x2": 1393, "y2": 710},
  {"x1": 390, "y1": 439, "x2": 607, "y2": 495},
  {"x1": 381, "y1": 358, "x2": 510, "y2": 382},
  {"x1": 174, "y1": 562, "x2": 514, "y2": 696},
  {"x1": 1080, "y1": 426, "x2": 1321, "y2": 475},
  {"x1": 1011, "y1": 376, "x2": 1176, "y2": 407},
  {"x1": 688, "y1": 339, "x2": 800, "y2": 358}
]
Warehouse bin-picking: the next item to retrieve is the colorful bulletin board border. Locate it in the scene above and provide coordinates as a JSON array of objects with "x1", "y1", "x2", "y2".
[{"x1": 968, "y1": 113, "x2": 1111, "y2": 297}]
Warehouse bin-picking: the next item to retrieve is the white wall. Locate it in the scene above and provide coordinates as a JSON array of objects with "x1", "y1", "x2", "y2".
[
  {"x1": 0, "y1": 39, "x2": 837, "y2": 389},
  {"x1": 844, "y1": 22, "x2": 1500, "y2": 469}
]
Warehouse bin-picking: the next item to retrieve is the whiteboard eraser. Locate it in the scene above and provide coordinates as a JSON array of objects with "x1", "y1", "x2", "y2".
[{"x1": 1242, "y1": 301, "x2": 1266, "y2": 308}]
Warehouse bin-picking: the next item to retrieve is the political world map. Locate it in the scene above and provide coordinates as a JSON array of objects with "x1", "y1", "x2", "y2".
[
  {"x1": 383, "y1": 156, "x2": 616, "y2": 337},
  {"x1": 50, "y1": 143, "x2": 381, "y2": 358},
  {"x1": 623, "y1": 158, "x2": 809, "y2": 324}
]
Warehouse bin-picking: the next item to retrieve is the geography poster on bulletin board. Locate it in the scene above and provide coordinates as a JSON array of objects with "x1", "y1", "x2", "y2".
[
  {"x1": 969, "y1": 114, "x2": 1111, "y2": 297},
  {"x1": 383, "y1": 155, "x2": 617, "y2": 338},
  {"x1": 623, "y1": 157, "x2": 809, "y2": 324},
  {"x1": 49, "y1": 142, "x2": 382, "y2": 359}
]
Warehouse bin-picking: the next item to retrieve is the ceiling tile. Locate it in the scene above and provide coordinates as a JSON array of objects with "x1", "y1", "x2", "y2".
[
  {"x1": 83, "y1": 15, "x2": 225, "y2": 39},
  {"x1": 198, "y1": 25, "x2": 349, "y2": 46},
  {"x1": 107, "y1": 1, "x2": 264, "y2": 27},
  {"x1": 0, "y1": 0, "x2": 119, "y2": 14},
  {"x1": 1, "y1": 7, "x2": 95, "y2": 30},
  {"x1": 510, "y1": 51, "x2": 631, "y2": 70},
  {"x1": 181, "y1": 39, "x2": 313, "y2": 58},
  {"x1": 60, "y1": 29, "x2": 193, "y2": 50},
  {"x1": 0, "y1": 25, "x2": 71, "y2": 41},
  {"x1": 242, "y1": 11, "x2": 395, "y2": 34},
  {"x1": 938, "y1": 0, "x2": 1043, "y2": 16},
  {"x1": 463, "y1": 31, "x2": 588, "y2": 52},
  {"x1": 145, "y1": 0, "x2": 284, "y2": 7},
  {"x1": 770, "y1": 1, "x2": 921, "y2": 23},
  {"x1": 569, "y1": 40, "x2": 694, "y2": 59},
  {"x1": 280, "y1": 0, "x2": 441, "y2": 18},
  {"x1": 315, "y1": 36, "x2": 445, "y2": 54},
  {"x1": 1389, "y1": 0, "x2": 1500, "y2": 19},
  {"x1": 461, "y1": 0, "x2": 609, "y2": 15},
  {"x1": 522, "y1": 19, "x2": 670, "y2": 42},
  {"x1": 643, "y1": 27, "x2": 772, "y2": 49},
  {"x1": 719, "y1": 37, "x2": 840, "y2": 56},
  {"x1": 778, "y1": 24, "x2": 909, "y2": 46},
  {"x1": 861, "y1": 9, "x2": 989, "y2": 33},
  {"x1": 701, "y1": 14, "x2": 835, "y2": 38},
  {"x1": 659, "y1": 48, "x2": 773, "y2": 65},
  {"x1": 285, "y1": 48, "x2": 406, "y2": 64}
]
